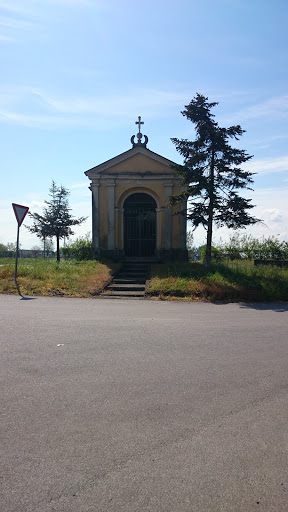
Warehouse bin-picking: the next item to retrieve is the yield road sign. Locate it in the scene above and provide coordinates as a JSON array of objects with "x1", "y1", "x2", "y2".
[{"x1": 12, "y1": 203, "x2": 29, "y2": 227}]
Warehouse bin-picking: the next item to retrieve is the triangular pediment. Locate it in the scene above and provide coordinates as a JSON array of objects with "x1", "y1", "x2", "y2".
[{"x1": 85, "y1": 146, "x2": 176, "y2": 178}]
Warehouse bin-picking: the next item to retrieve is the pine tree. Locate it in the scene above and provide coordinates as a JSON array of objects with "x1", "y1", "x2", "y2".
[
  {"x1": 170, "y1": 93, "x2": 259, "y2": 268},
  {"x1": 27, "y1": 181, "x2": 86, "y2": 261}
]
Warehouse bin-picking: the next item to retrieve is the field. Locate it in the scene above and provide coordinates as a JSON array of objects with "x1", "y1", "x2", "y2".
[
  {"x1": 1, "y1": 257, "x2": 288, "y2": 301},
  {"x1": 148, "y1": 260, "x2": 288, "y2": 301},
  {"x1": 0, "y1": 258, "x2": 118, "y2": 297}
]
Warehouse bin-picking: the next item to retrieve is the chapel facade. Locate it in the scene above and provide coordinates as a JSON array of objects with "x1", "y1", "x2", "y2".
[{"x1": 85, "y1": 118, "x2": 187, "y2": 261}]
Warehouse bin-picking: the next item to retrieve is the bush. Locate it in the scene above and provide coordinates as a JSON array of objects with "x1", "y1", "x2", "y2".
[
  {"x1": 0, "y1": 243, "x2": 8, "y2": 257},
  {"x1": 217, "y1": 234, "x2": 288, "y2": 260},
  {"x1": 200, "y1": 245, "x2": 223, "y2": 262},
  {"x1": 62, "y1": 236, "x2": 92, "y2": 261}
]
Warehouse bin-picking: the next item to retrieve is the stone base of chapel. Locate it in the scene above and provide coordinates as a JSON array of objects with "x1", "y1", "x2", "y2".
[{"x1": 93, "y1": 248, "x2": 188, "y2": 262}]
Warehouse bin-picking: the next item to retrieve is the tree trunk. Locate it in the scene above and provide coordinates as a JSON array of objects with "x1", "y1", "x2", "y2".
[
  {"x1": 56, "y1": 235, "x2": 60, "y2": 262},
  {"x1": 205, "y1": 211, "x2": 213, "y2": 268},
  {"x1": 205, "y1": 149, "x2": 215, "y2": 269}
]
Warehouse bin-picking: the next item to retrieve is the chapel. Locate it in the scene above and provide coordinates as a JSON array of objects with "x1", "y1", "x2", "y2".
[{"x1": 85, "y1": 117, "x2": 188, "y2": 261}]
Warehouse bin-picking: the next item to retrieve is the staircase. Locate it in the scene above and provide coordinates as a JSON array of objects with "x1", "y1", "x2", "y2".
[{"x1": 101, "y1": 261, "x2": 151, "y2": 298}]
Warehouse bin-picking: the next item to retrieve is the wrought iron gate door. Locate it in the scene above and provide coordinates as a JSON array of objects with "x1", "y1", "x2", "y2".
[{"x1": 124, "y1": 194, "x2": 156, "y2": 257}]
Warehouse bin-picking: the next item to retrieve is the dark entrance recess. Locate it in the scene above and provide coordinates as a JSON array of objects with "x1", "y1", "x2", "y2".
[{"x1": 124, "y1": 193, "x2": 157, "y2": 257}]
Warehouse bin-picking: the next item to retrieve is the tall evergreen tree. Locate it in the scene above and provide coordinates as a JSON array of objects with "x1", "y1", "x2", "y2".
[
  {"x1": 27, "y1": 181, "x2": 86, "y2": 261},
  {"x1": 170, "y1": 93, "x2": 259, "y2": 267}
]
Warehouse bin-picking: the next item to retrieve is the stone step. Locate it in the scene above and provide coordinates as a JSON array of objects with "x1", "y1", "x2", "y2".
[
  {"x1": 100, "y1": 295, "x2": 145, "y2": 300},
  {"x1": 107, "y1": 283, "x2": 146, "y2": 292},
  {"x1": 120, "y1": 268, "x2": 149, "y2": 274},
  {"x1": 121, "y1": 265, "x2": 150, "y2": 270},
  {"x1": 122, "y1": 262, "x2": 149, "y2": 265},
  {"x1": 102, "y1": 290, "x2": 146, "y2": 297},
  {"x1": 117, "y1": 270, "x2": 147, "y2": 278},
  {"x1": 113, "y1": 278, "x2": 146, "y2": 284},
  {"x1": 116, "y1": 275, "x2": 147, "y2": 284},
  {"x1": 101, "y1": 262, "x2": 151, "y2": 299}
]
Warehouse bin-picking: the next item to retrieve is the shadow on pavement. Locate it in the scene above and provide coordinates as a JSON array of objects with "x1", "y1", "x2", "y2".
[{"x1": 239, "y1": 302, "x2": 288, "y2": 312}]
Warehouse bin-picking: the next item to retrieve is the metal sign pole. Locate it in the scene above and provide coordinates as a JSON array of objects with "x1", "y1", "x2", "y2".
[
  {"x1": 12, "y1": 203, "x2": 29, "y2": 298},
  {"x1": 14, "y1": 224, "x2": 23, "y2": 297},
  {"x1": 15, "y1": 224, "x2": 20, "y2": 283}
]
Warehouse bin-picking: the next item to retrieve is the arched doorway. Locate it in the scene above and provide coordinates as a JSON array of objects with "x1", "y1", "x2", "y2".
[{"x1": 124, "y1": 193, "x2": 157, "y2": 257}]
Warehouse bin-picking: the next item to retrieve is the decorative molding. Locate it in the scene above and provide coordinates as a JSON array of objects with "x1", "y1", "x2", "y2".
[{"x1": 118, "y1": 188, "x2": 160, "y2": 209}]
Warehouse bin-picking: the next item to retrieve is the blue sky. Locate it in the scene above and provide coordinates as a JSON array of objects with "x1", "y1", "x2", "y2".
[{"x1": 1, "y1": 0, "x2": 288, "y2": 249}]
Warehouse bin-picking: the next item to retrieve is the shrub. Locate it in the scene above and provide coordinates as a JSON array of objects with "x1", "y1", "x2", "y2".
[
  {"x1": 62, "y1": 236, "x2": 92, "y2": 261},
  {"x1": 0, "y1": 243, "x2": 8, "y2": 257},
  {"x1": 217, "y1": 234, "x2": 288, "y2": 260},
  {"x1": 200, "y1": 245, "x2": 222, "y2": 262}
]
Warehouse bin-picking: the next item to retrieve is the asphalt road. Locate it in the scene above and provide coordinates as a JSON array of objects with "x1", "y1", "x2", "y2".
[{"x1": 1, "y1": 295, "x2": 288, "y2": 512}]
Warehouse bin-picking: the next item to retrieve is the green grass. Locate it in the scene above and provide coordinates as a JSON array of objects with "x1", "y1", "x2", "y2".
[
  {"x1": 148, "y1": 260, "x2": 288, "y2": 301},
  {"x1": 0, "y1": 258, "x2": 119, "y2": 297},
  {"x1": 1, "y1": 257, "x2": 287, "y2": 301}
]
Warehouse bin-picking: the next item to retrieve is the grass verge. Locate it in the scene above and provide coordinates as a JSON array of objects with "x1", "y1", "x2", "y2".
[
  {"x1": 148, "y1": 260, "x2": 288, "y2": 301},
  {"x1": 1, "y1": 258, "x2": 288, "y2": 301},
  {"x1": 0, "y1": 258, "x2": 119, "y2": 297}
]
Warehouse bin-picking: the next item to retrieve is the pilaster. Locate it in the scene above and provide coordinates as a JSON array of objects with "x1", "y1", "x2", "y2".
[
  {"x1": 179, "y1": 200, "x2": 187, "y2": 249},
  {"x1": 90, "y1": 181, "x2": 99, "y2": 254},
  {"x1": 164, "y1": 183, "x2": 173, "y2": 250},
  {"x1": 107, "y1": 181, "x2": 115, "y2": 250}
]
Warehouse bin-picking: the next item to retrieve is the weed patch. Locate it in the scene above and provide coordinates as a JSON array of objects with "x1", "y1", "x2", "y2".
[
  {"x1": 0, "y1": 258, "x2": 118, "y2": 297},
  {"x1": 148, "y1": 260, "x2": 288, "y2": 301},
  {"x1": 1, "y1": 258, "x2": 287, "y2": 301}
]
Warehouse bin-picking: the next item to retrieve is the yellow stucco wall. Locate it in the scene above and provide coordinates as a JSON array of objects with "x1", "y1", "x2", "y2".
[
  {"x1": 100, "y1": 186, "x2": 182, "y2": 250},
  {"x1": 87, "y1": 150, "x2": 185, "y2": 254},
  {"x1": 104, "y1": 152, "x2": 174, "y2": 175}
]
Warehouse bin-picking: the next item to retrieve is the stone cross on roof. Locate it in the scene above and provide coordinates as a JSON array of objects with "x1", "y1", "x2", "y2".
[
  {"x1": 131, "y1": 116, "x2": 148, "y2": 148},
  {"x1": 135, "y1": 116, "x2": 144, "y2": 135}
]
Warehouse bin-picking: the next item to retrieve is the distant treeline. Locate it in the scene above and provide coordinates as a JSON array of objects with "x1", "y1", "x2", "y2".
[
  {"x1": 187, "y1": 233, "x2": 288, "y2": 261},
  {"x1": 216, "y1": 234, "x2": 288, "y2": 260},
  {"x1": 0, "y1": 244, "x2": 54, "y2": 258}
]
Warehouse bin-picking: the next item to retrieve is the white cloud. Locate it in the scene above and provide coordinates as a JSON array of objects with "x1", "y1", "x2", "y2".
[
  {"x1": 3, "y1": 184, "x2": 288, "y2": 249},
  {"x1": 26, "y1": 200, "x2": 45, "y2": 211},
  {"x1": 0, "y1": 110, "x2": 79, "y2": 129},
  {"x1": 0, "y1": 16, "x2": 34, "y2": 30},
  {"x1": 31, "y1": 87, "x2": 187, "y2": 116},
  {"x1": 70, "y1": 182, "x2": 89, "y2": 189},
  {"x1": 244, "y1": 156, "x2": 288, "y2": 175},
  {"x1": 0, "y1": 0, "x2": 102, "y2": 44},
  {"x1": 0, "y1": 195, "x2": 91, "y2": 248},
  {"x1": 191, "y1": 186, "x2": 288, "y2": 246},
  {"x1": 245, "y1": 187, "x2": 288, "y2": 241},
  {"x1": 0, "y1": 33, "x2": 13, "y2": 41},
  {"x1": 0, "y1": 2, "x2": 26, "y2": 12},
  {"x1": 0, "y1": 86, "x2": 189, "y2": 129},
  {"x1": 234, "y1": 95, "x2": 288, "y2": 122},
  {"x1": 0, "y1": 0, "x2": 108, "y2": 14},
  {"x1": 262, "y1": 209, "x2": 283, "y2": 223}
]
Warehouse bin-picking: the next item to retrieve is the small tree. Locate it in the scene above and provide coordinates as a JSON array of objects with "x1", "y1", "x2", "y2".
[
  {"x1": 0, "y1": 243, "x2": 8, "y2": 257},
  {"x1": 44, "y1": 239, "x2": 54, "y2": 257},
  {"x1": 186, "y1": 230, "x2": 200, "y2": 259},
  {"x1": 186, "y1": 231, "x2": 194, "y2": 252},
  {"x1": 6, "y1": 242, "x2": 18, "y2": 257},
  {"x1": 31, "y1": 245, "x2": 41, "y2": 258},
  {"x1": 27, "y1": 181, "x2": 87, "y2": 261},
  {"x1": 219, "y1": 234, "x2": 288, "y2": 260},
  {"x1": 169, "y1": 93, "x2": 259, "y2": 268}
]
